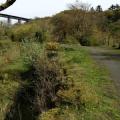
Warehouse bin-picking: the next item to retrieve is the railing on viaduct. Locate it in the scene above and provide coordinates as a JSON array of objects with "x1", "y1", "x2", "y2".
[{"x1": 0, "y1": 13, "x2": 31, "y2": 24}]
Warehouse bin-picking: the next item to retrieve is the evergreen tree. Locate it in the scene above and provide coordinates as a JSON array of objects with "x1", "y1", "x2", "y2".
[
  {"x1": 90, "y1": 7, "x2": 95, "y2": 12},
  {"x1": 96, "y1": 5, "x2": 103, "y2": 12},
  {"x1": 109, "y1": 4, "x2": 120, "y2": 11},
  {"x1": 109, "y1": 4, "x2": 116, "y2": 10},
  {"x1": 115, "y1": 4, "x2": 120, "y2": 9}
]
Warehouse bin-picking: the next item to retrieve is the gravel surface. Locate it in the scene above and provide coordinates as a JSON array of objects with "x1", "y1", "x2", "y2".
[{"x1": 86, "y1": 47, "x2": 120, "y2": 97}]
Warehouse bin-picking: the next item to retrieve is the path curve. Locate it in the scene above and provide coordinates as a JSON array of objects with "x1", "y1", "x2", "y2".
[{"x1": 86, "y1": 47, "x2": 120, "y2": 97}]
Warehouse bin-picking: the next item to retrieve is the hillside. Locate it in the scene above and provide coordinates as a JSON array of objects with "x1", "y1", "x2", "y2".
[{"x1": 0, "y1": 3, "x2": 120, "y2": 120}]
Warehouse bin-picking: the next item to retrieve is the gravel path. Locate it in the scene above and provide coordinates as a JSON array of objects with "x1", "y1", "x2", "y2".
[{"x1": 86, "y1": 47, "x2": 120, "y2": 97}]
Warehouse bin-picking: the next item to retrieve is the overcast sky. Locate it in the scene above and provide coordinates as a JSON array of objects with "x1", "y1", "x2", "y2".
[{"x1": 1, "y1": 0, "x2": 120, "y2": 18}]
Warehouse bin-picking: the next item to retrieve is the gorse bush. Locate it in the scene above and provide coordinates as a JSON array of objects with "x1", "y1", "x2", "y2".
[
  {"x1": 45, "y1": 42, "x2": 59, "y2": 59},
  {"x1": 5, "y1": 42, "x2": 70, "y2": 120},
  {"x1": 46, "y1": 42, "x2": 59, "y2": 51},
  {"x1": 8, "y1": 19, "x2": 49, "y2": 42},
  {"x1": 20, "y1": 40, "x2": 43, "y2": 66},
  {"x1": 0, "y1": 22, "x2": 10, "y2": 40}
]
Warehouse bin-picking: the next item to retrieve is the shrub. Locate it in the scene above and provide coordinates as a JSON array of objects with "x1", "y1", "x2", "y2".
[
  {"x1": 4, "y1": 42, "x2": 68, "y2": 120},
  {"x1": 79, "y1": 35, "x2": 91, "y2": 46},
  {"x1": 8, "y1": 19, "x2": 49, "y2": 42},
  {"x1": 20, "y1": 40, "x2": 43, "y2": 66},
  {"x1": 35, "y1": 31, "x2": 46, "y2": 43}
]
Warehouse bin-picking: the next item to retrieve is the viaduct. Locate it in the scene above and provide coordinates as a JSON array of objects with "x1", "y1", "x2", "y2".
[
  {"x1": 0, "y1": 0, "x2": 31, "y2": 24},
  {"x1": 0, "y1": 13, "x2": 31, "y2": 24}
]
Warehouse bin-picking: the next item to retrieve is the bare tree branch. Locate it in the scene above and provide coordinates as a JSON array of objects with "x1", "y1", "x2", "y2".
[
  {"x1": 0, "y1": 0, "x2": 16, "y2": 11},
  {"x1": 68, "y1": 1, "x2": 91, "y2": 11}
]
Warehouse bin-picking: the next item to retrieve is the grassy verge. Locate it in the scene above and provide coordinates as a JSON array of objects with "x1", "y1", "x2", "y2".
[
  {"x1": 0, "y1": 43, "x2": 120, "y2": 120},
  {"x1": 0, "y1": 41, "x2": 43, "y2": 120},
  {"x1": 0, "y1": 42, "x2": 21, "y2": 119},
  {"x1": 0, "y1": 79, "x2": 20, "y2": 120},
  {"x1": 40, "y1": 44, "x2": 120, "y2": 120}
]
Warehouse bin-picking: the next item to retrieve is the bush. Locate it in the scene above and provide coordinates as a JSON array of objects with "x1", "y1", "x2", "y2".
[
  {"x1": 20, "y1": 40, "x2": 43, "y2": 66},
  {"x1": 79, "y1": 35, "x2": 91, "y2": 46},
  {"x1": 9, "y1": 19, "x2": 49, "y2": 42},
  {"x1": 35, "y1": 31, "x2": 46, "y2": 43},
  {"x1": 4, "y1": 42, "x2": 68, "y2": 120}
]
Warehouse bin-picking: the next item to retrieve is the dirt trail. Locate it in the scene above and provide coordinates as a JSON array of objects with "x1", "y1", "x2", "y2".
[{"x1": 86, "y1": 47, "x2": 120, "y2": 97}]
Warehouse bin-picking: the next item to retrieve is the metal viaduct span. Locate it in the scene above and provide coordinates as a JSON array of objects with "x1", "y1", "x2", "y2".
[
  {"x1": 0, "y1": 13, "x2": 31, "y2": 24},
  {"x1": 0, "y1": 0, "x2": 31, "y2": 24}
]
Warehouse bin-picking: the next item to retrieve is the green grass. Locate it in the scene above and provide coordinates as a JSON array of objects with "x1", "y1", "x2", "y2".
[
  {"x1": 0, "y1": 41, "x2": 44, "y2": 120},
  {"x1": 0, "y1": 79, "x2": 20, "y2": 120},
  {"x1": 0, "y1": 43, "x2": 120, "y2": 120},
  {"x1": 0, "y1": 42, "x2": 28, "y2": 120},
  {"x1": 40, "y1": 44, "x2": 120, "y2": 120},
  {"x1": 1, "y1": 59, "x2": 29, "y2": 73}
]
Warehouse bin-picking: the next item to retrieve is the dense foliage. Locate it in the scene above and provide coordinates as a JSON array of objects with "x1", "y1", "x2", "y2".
[
  {"x1": 0, "y1": 3, "x2": 119, "y2": 47},
  {"x1": 50, "y1": 3, "x2": 120, "y2": 47}
]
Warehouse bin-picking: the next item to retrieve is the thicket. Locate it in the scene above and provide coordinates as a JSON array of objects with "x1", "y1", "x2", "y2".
[
  {"x1": 0, "y1": 2, "x2": 120, "y2": 48},
  {"x1": 50, "y1": 3, "x2": 120, "y2": 47},
  {"x1": 3, "y1": 41, "x2": 75, "y2": 120},
  {"x1": 7, "y1": 18, "x2": 50, "y2": 42}
]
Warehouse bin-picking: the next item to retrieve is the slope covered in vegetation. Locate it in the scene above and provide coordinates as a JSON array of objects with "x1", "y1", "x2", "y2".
[{"x1": 0, "y1": 2, "x2": 120, "y2": 120}]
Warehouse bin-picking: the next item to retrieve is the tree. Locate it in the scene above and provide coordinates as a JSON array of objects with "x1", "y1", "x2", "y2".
[
  {"x1": 68, "y1": 1, "x2": 90, "y2": 11},
  {"x1": 96, "y1": 5, "x2": 103, "y2": 12},
  {"x1": 115, "y1": 4, "x2": 120, "y2": 9},
  {"x1": 109, "y1": 21, "x2": 120, "y2": 48},
  {"x1": 109, "y1": 5, "x2": 116, "y2": 10},
  {"x1": 106, "y1": 7, "x2": 120, "y2": 22},
  {"x1": 51, "y1": 1, "x2": 93, "y2": 45},
  {"x1": 109, "y1": 4, "x2": 120, "y2": 11},
  {"x1": 0, "y1": 0, "x2": 16, "y2": 11},
  {"x1": 90, "y1": 7, "x2": 95, "y2": 12}
]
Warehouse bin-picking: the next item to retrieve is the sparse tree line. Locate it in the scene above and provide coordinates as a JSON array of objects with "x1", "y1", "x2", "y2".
[
  {"x1": 0, "y1": 1, "x2": 120, "y2": 48},
  {"x1": 51, "y1": 2, "x2": 120, "y2": 48}
]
